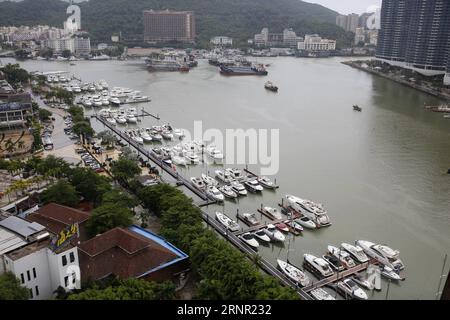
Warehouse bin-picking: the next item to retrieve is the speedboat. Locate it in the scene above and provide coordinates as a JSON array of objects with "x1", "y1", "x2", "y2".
[
  {"x1": 230, "y1": 181, "x2": 247, "y2": 196},
  {"x1": 190, "y1": 177, "x2": 206, "y2": 190},
  {"x1": 206, "y1": 185, "x2": 225, "y2": 202},
  {"x1": 264, "y1": 81, "x2": 279, "y2": 92},
  {"x1": 201, "y1": 173, "x2": 218, "y2": 186},
  {"x1": 296, "y1": 216, "x2": 317, "y2": 229},
  {"x1": 303, "y1": 254, "x2": 334, "y2": 278},
  {"x1": 336, "y1": 279, "x2": 368, "y2": 300},
  {"x1": 240, "y1": 233, "x2": 259, "y2": 249},
  {"x1": 215, "y1": 212, "x2": 240, "y2": 232},
  {"x1": 215, "y1": 170, "x2": 234, "y2": 184},
  {"x1": 240, "y1": 213, "x2": 260, "y2": 226},
  {"x1": 277, "y1": 260, "x2": 311, "y2": 287},
  {"x1": 381, "y1": 266, "x2": 403, "y2": 281},
  {"x1": 257, "y1": 176, "x2": 277, "y2": 189},
  {"x1": 263, "y1": 224, "x2": 285, "y2": 242},
  {"x1": 226, "y1": 168, "x2": 246, "y2": 182},
  {"x1": 285, "y1": 195, "x2": 331, "y2": 227},
  {"x1": 284, "y1": 220, "x2": 304, "y2": 233},
  {"x1": 218, "y1": 185, "x2": 238, "y2": 199},
  {"x1": 275, "y1": 223, "x2": 289, "y2": 233},
  {"x1": 253, "y1": 230, "x2": 271, "y2": 243},
  {"x1": 327, "y1": 245, "x2": 356, "y2": 269},
  {"x1": 341, "y1": 243, "x2": 369, "y2": 263},
  {"x1": 261, "y1": 207, "x2": 282, "y2": 220},
  {"x1": 355, "y1": 240, "x2": 404, "y2": 270},
  {"x1": 322, "y1": 255, "x2": 345, "y2": 272},
  {"x1": 352, "y1": 273, "x2": 375, "y2": 290},
  {"x1": 244, "y1": 180, "x2": 263, "y2": 193},
  {"x1": 310, "y1": 288, "x2": 336, "y2": 300}
]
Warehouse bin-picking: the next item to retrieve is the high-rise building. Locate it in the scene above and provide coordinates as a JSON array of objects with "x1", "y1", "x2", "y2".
[
  {"x1": 143, "y1": 10, "x2": 196, "y2": 43},
  {"x1": 354, "y1": 28, "x2": 366, "y2": 45},
  {"x1": 445, "y1": 56, "x2": 450, "y2": 85},
  {"x1": 404, "y1": 0, "x2": 450, "y2": 75},
  {"x1": 336, "y1": 13, "x2": 360, "y2": 32},
  {"x1": 377, "y1": 0, "x2": 450, "y2": 79}
]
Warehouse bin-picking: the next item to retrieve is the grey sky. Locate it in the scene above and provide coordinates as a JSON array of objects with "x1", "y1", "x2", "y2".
[{"x1": 305, "y1": 0, "x2": 382, "y2": 14}]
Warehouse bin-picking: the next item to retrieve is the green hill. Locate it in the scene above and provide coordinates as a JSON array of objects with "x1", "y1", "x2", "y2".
[{"x1": 0, "y1": 0, "x2": 353, "y2": 47}]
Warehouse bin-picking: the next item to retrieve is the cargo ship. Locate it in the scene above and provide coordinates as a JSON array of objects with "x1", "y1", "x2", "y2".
[{"x1": 220, "y1": 64, "x2": 268, "y2": 76}]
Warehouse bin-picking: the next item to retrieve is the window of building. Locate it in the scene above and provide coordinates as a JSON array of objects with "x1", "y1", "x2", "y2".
[
  {"x1": 29, "y1": 288, "x2": 33, "y2": 299},
  {"x1": 62, "y1": 255, "x2": 67, "y2": 266},
  {"x1": 20, "y1": 273, "x2": 25, "y2": 284},
  {"x1": 69, "y1": 252, "x2": 75, "y2": 263},
  {"x1": 35, "y1": 286, "x2": 39, "y2": 296},
  {"x1": 32, "y1": 268, "x2": 37, "y2": 279},
  {"x1": 72, "y1": 272, "x2": 76, "y2": 284},
  {"x1": 27, "y1": 270, "x2": 31, "y2": 281},
  {"x1": 64, "y1": 276, "x2": 69, "y2": 287}
]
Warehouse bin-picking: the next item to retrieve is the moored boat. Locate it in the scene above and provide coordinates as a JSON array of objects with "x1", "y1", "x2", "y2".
[
  {"x1": 215, "y1": 212, "x2": 240, "y2": 232},
  {"x1": 277, "y1": 260, "x2": 311, "y2": 287}
]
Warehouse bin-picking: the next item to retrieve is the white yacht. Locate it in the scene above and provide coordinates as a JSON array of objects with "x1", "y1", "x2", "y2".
[
  {"x1": 310, "y1": 288, "x2": 336, "y2": 300},
  {"x1": 284, "y1": 219, "x2": 304, "y2": 233},
  {"x1": 240, "y1": 213, "x2": 260, "y2": 226},
  {"x1": 190, "y1": 177, "x2": 206, "y2": 190},
  {"x1": 263, "y1": 224, "x2": 285, "y2": 242},
  {"x1": 201, "y1": 173, "x2": 218, "y2": 186},
  {"x1": 336, "y1": 279, "x2": 368, "y2": 300},
  {"x1": 184, "y1": 151, "x2": 200, "y2": 164},
  {"x1": 381, "y1": 266, "x2": 403, "y2": 281},
  {"x1": 341, "y1": 243, "x2": 369, "y2": 263},
  {"x1": 172, "y1": 128, "x2": 185, "y2": 139},
  {"x1": 206, "y1": 186, "x2": 225, "y2": 202},
  {"x1": 244, "y1": 179, "x2": 264, "y2": 193},
  {"x1": 295, "y1": 216, "x2": 317, "y2": 229},
  {"x1": 115, "y1": 115, "x2": 127, "y2": 124},
  {"x1": 226, "y1": 168, "x2": 246, "y2": 182},
  {"x1": 172, "y1": 155, "x2": 188, "y2": 166},
  {"x1": 218, "y1": 185, "x2": 238, "y2": 199},
  {"x1": 230, "y1": 180, "x2": 247, "y2": 196},
  {"x1": 206, "y1": 145, "x2": 224, "y2": 163},
  {"x1": 140, "y1": 130, "x2": 153, "y2": 143},
  {"x1": 126, "y1": 115, "x2": 137, "y2": 123},
  {"x1": 327, "y1": 245, "x2": 357, "y2": 269},
  {"x1": 277, "y1": 260, "x2": 311, "y2": 287},
  {"x1": 132, "y1": 135, "x2": 143, "y2": 145},
  {"x1": 215, "y1": 212, "x2": 240, "y2": 232},
  {"x1": 161, "y1": 129, "x2": 174, "y2": 140},
  {"x1": 215, "y1": 170, "x2": 234, "y2": 184},
  {"x1": 355, "y1": 240, "x2": 404, "y2": 270},
  {"x1": 253, "y1": 230, "x2": 271, "y2": 243},
  {"x1": 285, "y1": 195, "x2": 331, "y2": 227},
  {"x1": 261, "y1": 207, "x2": 283, "y2": 220},
  {"x1": 240, "y1": 233, "x2": 259, "y2": 249},
  {"x1": 303, "y1": 254, "x2": 334, "y2": 278},
  {"x1": 257, "y1": 176, "x2": 277, "y2": 189}
]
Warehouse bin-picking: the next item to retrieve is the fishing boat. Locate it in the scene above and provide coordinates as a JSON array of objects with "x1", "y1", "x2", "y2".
[
  {"x1": 253, "y1": 230, "x2": 271, "y2": 243},
  {"x1": 277, "y1": 260, "x2": 311, "y2": 287},
  {"x1": 261, "y1": 206, "x2": 283, "y2": 220},
  {"x1": 336, "y1": 279, "x2": 368, "y2": 300},
  {"x1": 264, "y1": 81, "x2": 278, "y2": 92},
  {"x1": 263, "y1": 224, "x2": 285, "y2": 242},
  {"x1": 240, "y1": 233, "x2": 259, "y2": 249},
  {"x1": 218, "y1": 185, "x2": 238, "y2": 199},
  {"x1": 215, "y1": 212, "x2": 240, "y2": 232}
]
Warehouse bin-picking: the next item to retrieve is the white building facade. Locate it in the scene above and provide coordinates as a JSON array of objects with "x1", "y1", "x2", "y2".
[
  {"x1": 298, "y1": 34, "x2": 336, "y2": 51},
  {"x1": 210, "y1": 36, "x2": 233, "y2": 46}
]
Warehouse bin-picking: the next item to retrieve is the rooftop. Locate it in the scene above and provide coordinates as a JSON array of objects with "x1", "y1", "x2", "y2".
[
  {"x1": 5, "y1": 238, "x2": 51, "y2": 261},
  {"x1": 0, "y1": 216, "x2": 45, "y2": 239}
]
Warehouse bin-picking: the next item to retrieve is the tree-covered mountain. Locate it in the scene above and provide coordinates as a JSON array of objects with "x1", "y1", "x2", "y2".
[{"x1": 0, "y1": 0, "x2": 353, "y2": 47}]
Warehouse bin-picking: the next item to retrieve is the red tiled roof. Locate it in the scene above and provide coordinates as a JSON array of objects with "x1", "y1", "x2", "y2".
[
  {"x1": 26, "y1": 203, "x2": 90, "y2": 235},
  {"x1": 78, "y1": 227, "x2": 180, "y2": 279}
]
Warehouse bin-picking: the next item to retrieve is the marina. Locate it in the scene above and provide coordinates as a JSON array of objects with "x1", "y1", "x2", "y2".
[{"x1": 5, "y1": 56, "x2": 450, "y2": 300}]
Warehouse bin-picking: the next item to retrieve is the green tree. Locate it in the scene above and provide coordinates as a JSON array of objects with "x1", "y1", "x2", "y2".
[
  {"x1": 37, "y1": 155, "x2": 71, "y2": 178},
  {"x1": 1, "y1": 63, "x2": 29, "y2": 85},
  {"x1": 41, "y1": 180, "x2": 79, "y2": 207},
  {"x1": 101, "y1": 189, "x2": 138, "y2": 209},
  {"x1": 72, "y1": 121, "x2": 94, "y2": 138},
  {"x1": 0, "y1": 272, "x2": 30, "y2": 300},
  {"x1": 86, "y1": 203, "x2": 133, "y2": 236},
  {"x1": 110, "y1": 156, "x2": 142, "y2": 182},
  {"x1": 69, "y1": 167, "x2": 111, "y2": 206},
  {"x1": 38, "y1": 108, "x2": 52, "y2": 121}
]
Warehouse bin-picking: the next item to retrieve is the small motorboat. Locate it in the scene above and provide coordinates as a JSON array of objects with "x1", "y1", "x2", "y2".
[
  {"x1": 303, "y1": 254, "x2": 334, "y2": 278},
  {"x1": 284, "y1": 219, "x2": 304, "y2": 233},
  {"x1": 322, "y1": 255, "x2": 345, "y2": 272},
  {"x1": 381, "y1": 266, "x2": 403, "y2": 281},
  {"x1": 218, "y1": 185, "x2": 238, "y2": 199},
  {"x1": 206, "y1": 185, "x2": 225, "y2": 202},
  {"x1": 263, "y1": 224, "x2": 285, "y2": 242},
  {"x1": 253, "y1": 230, "x2": 271, "y2": 243},
  {"x1": 201, "y1": 173, "x2": 218, "y2": 186},
  {"x1": 342, "y1": 243, "x2": 369, "y2": 263},
  {"x1": 215, "y1": 212, "x2": 240, "y2": 232},
  {"x1": 240, "y1": 232, "x2": 259, "y2": 249},
  {"x1": 352, "y1": 273, "x2": 375, "y2": 291},
  {"x1": 277, "y1": 260, "x2": 311, "y2": 287},
  {"x1": 240, "y1": 213, "x2": 260, "y2": 226},
  {"x1": 244, "y1": 180, "x2": 263, "y2": 193},
  {"x1": 261, "y1": 206, "x2": 283, "y2": 220},
  {"x1": 296, "y1": 217, "x2": 317, "y2": 229},
  {"x1": 190, "y1": 177, "x2": 206, "y2": 190},
  {"x1": 353, "y1": 105, "x2": 362, "y2": 112},
  {"x1": 310, "y1": 288, "x2": 336, "y2": 300},
  {"x1": 230, "y1": 181, "x2": 247, "y2": 196},
  {"x1": 275, "y1": 223, "x2": 289, "y2": 233},
  {"x1": 264, "y1": 81, "x2": 278, "y2": 92},
  {"x1": 327, "y1": 245, "x2": 357, "y2": 269},
  {"x1": 257, "y1": 176, "x2": 277, "y2": 189},
  {"x1": 336, "y1": 279, "x2": 368, "y2": 300}
]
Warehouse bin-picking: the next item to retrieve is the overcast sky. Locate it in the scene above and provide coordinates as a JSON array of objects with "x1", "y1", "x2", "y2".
[{"x1": 305, "y1": 0, "x2": 382, "y2": 14}]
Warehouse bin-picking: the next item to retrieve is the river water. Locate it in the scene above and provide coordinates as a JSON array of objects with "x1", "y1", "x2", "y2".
[{"x1": 5, "y1": 56, "x2": 450, "y2": 300}]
